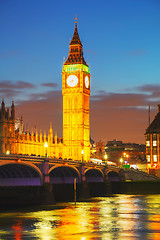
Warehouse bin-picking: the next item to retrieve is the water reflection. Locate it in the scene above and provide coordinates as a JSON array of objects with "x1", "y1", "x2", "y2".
[
  {"x1": 1, "y1": 195, "x2": 160, "y2": 239},
  {"x1": 12, "y1": 220, "x2": 22, "y2": 240}
]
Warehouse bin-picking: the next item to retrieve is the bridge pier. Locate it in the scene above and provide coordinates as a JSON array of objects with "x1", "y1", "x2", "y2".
[
  {"x1": 104, "y1": 166, "x2": 112, "y2": 195},
  {"x1": 80, "y1": 163, "x2": 90, "y2": 199},
  {"x1": 40, "y1": 159, "x2": 55, "y2": 204},
  {"x1": 42, "y1": 158, "x2": 50, "y2": 184},
  {"x1": 104, "y1": 166, "x2": 109, "y2": 181}
]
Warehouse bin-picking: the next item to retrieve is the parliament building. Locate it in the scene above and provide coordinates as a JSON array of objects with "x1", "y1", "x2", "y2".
[{"x1": 0, "y1": 19, "x2": 91, "y2": 162}]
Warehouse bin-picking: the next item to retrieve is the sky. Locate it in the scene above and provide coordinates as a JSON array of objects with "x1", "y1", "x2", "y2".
[{"x1": 0, "y1": 0, "x2": 160, "y2": 144}]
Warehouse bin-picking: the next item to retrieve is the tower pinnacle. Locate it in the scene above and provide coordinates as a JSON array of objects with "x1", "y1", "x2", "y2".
[
  {"x1": 75, "y1": 15, "x2": 77, "y2": 25},
  {"x1": 64, "y1": 18, "x2": 88, "y2": 66}
]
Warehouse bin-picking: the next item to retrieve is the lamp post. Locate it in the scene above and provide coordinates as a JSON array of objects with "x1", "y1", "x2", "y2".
[
  {"x1": 126, "y1": 154, "x2": 129, "y2": 164},
  {"x1": 6, "y1": 150, "x2": 10, "y2": 155},
  {"x1": 81, "y1": 149, "x2": 84, "y2": 162},
  {"x1": 44, "y1": 142, "x2": 48, "y2": 157},
  {"x1": 120, "y1": 158, "x2": 123, "y2": 168},
  {"x1": 104, "y1": 154, "x2": 108, "y2": 164}
]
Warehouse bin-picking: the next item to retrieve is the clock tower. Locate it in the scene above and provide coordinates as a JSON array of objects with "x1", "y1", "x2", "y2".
[{"x1": 62, "y1": 18, "x2": 90, "y2": 162}]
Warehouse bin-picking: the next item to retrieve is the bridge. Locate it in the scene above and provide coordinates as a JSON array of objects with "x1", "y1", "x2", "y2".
[{"x1": 0, "y1": 154, "x2": 159, "y2": 187}]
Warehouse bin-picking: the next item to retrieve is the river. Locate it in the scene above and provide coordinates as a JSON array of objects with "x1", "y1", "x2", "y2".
[{"x1": 1, "y1": 194, "x2": 160, "y2": 240}]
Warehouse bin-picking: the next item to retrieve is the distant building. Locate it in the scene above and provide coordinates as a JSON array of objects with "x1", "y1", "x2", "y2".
[
  {"x1": 91, "y1": 138, "x2": 145, "y2": 165},
  {"x1": 105, "y1": 139, "x2": 145, "y2": 166},
  {"x1": 145, "y1": 105, "x2": 160, "y2": 176},
  {"x1": 90, "y1": 140, "x2": 105, "y2": 160}
]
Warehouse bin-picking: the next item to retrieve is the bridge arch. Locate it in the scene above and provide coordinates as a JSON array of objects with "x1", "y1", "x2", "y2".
[
  {"x1": 0, "y1": 162, "x2": 42, "y2": 186},
  {"x1": 108, "y1": 171, "x2": 120, "y2": 182},
  {"x1": 85, "y1": 168, "x2": 104, "y2": 182},
  {"x1": 49, "y1": 165, "x2": 80, "y2": 184}
]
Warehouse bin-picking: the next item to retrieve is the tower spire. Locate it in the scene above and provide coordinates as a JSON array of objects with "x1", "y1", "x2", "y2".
[
  {"x1": 64, "y1": 17, "x2": 88, "y2": 66},
  {"x1": 75, "y1": 14, "x2": 77, "y2": 26}
]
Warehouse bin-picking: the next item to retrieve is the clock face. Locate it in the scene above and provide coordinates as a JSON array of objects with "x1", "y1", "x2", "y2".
[
  {"x1": 85, "y1": 76, "x2": 89, "y2": 88},
  {"x1": 67, "y1": 75, "x2": 78, "y2": 87}
]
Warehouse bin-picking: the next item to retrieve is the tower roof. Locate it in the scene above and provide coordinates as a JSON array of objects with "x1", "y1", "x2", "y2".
[
  {"x1": 146, "y1": 105, "x2": 160, "y2": 134},
  {"x1": 70, "y1": 17, "x2": 82, "y2": 45},
  {"x1": 64, "y1": 17, "x2": 88, "y2": 66}
]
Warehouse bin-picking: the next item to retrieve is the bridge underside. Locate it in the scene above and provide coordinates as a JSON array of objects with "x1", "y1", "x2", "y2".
[
  {"x1": 49, "y1": 166, "x2": 80, "y2": 184},
  {"x1": 0, "y1": 164, "x2": 42, "y2": 186},
  {"x1": 85, "y1": 169, "x2": 104, "y2": 182},
  {"x1": 108, "y1": 171, "x2": 121, "y2": 182}
]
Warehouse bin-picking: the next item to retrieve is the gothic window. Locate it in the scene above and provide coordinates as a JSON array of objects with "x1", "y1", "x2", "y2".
[
  {"x1": 146, "y1": 141, "x2": 150, "y2": 147},
  {"x1": 146, "y1": 134, "x2": 150, "y2": 140},
  {"x1": 146, "y1": 147, "x2": 150, "y2": 155},
  {"x1": 146, "y1": 155, "x2": 150, "y2": 162},
  {"x1": 153, "y1": 155, "x2": 157, "y2": 162},
  {"x1": 153, "y1": 147, "x2": 157, "y2": 154},
  {"x1": 153, "y1": 141, "x2": 157, "y2": 146},
  {"x1": 153, "y1": 134, "x2": 157, "y2": 140}
]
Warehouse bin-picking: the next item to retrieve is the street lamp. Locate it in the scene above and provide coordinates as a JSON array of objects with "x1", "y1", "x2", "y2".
[
  {"x1": 120, "y1": 158, "x2": 123, "y2": 168},
  {"x1": 44, "y1": 142, "x2": 48, "y2": 157},
  {"x1": 81, "y1": 149, "x2": 84, "y2": 162},
  {"x1": 6, "y1": 150, "x2": 10, "y2": 155},
  {"x1": 104, "y1": 154, "x2": 108, "y2": 163}
]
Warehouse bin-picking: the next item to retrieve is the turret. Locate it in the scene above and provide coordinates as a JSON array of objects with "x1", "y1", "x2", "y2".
[
  {"x1": 55, "y1": 131, "x2": 57, "y2": 145},
  {"x1": 48, "y1": 122, "x2": 53, "y2": 144},
  {"x1": 40, "y1": 130, "x2": 42, "y2": 142},
  {"x1": 1, "y1": 99, "x2": 5, "y2": 120},
  {"x1": 31, "y1": 129, "x2": 34, "y2": 141},
  {"x1": 35, "y1": 129, "x2": 38, "y2": 142},
  {"x1": 11, "y1": 101, "x2": 15, "y2": 121}
]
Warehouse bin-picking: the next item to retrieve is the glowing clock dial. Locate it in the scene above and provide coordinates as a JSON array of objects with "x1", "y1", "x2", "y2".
[
  {"x1": 67, "y1": 75, "x2": 78, "y2": 87},
  {"x1": 85, "y1": 76, "x2": 89, "y2": 88}
]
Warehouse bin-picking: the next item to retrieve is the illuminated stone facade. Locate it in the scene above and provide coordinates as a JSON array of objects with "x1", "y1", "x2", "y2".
[
  {"x1": 145, "y1": 105, "x2": 160, "y2": 175},
  {"x1": 0, "y1": 19, "x2": 90, "y2": 161},
  {"x1": 62, "y1": 18, "x2": 90, "y2": 161},
  {"x1": 0, "y1": 100, "x2": 63, "y2": 158},
  {"x1": 0, "y1": 100, "x2": 15, "y2": 154}
]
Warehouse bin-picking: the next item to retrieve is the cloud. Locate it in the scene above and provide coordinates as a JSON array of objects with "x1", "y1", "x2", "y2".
[
  {"x1": 135, "y1": 84, "x2": 160, "y2": 100},
  {"x1": 0, "y1": 88, "x2": 21, "y2": 98},
  {"x1": 0, "y1": 80, "x2": 35, "y2": 98},
  {"x1": 16, "y1": 90, "x2": 63, "y2": 136},
  {"x1": 91, "y1": 92, "x2": 148, "y2": 108},
  {"x1": 0, "y1": 80, "x2": 35, "y2": 89},
  {"x1": 90, "y1": 84, "x2": 160, "y2": 143},
  {"x1": 20, "y1": 90, "x2": 61, "y2": 102},
  {"x1": 136, "y1": 84, "x2": 160, "y2": 93},
  {"x1": 8, "y1": 82, "x2": 160, "y2": 144},
  {"x1": 41, "y1": 83, "x2": 58, "y2": 88}
]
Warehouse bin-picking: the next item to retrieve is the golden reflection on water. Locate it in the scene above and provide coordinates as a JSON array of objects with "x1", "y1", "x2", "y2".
[{"x1": 1, "y1": 195, "x2": 160, "y2": 239}]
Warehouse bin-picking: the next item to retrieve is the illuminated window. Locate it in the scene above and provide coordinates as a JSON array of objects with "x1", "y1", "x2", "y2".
[
  {"x1": 146, "y1": 134, "x2": 150, "y2": 140},
  {"x1": 146, "y1": 155, "x2": 150, "y2": 162},
  {"x1": 153, "y1": 148, "x2": 157, "y2": 154},
  {"x1": 146, "y1": 147, "x2": 150, "y2": 154},
  {"x1": 153, "y1": 141, "x2": 157, "y2": 146},
  {"x1": 153, "y1": 155, "x2": 157, "y2": 162},
  {"x1": 153, "y1": 134, "x2": 157, "y2": 140},
  {"x1": 146, "y1": 141, "x2": 150, "y2": 147}
]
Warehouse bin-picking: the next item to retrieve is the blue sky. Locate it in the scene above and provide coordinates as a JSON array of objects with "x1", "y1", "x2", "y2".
[{"x1": 0, "y1": 0, "x2": 160, "y2": 143}]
